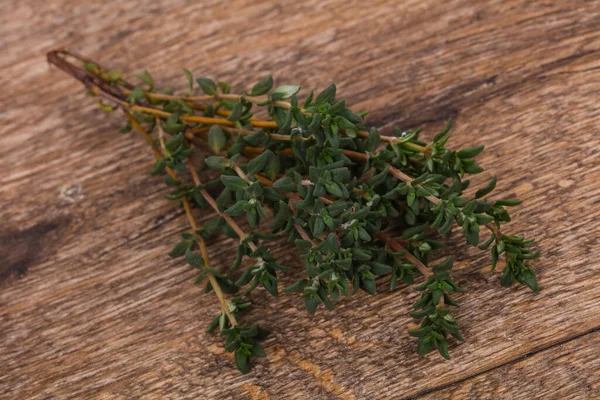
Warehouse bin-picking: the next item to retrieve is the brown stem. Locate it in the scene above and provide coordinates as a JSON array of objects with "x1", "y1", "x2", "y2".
[
  {"x1": 219, "y1": 156, "x2": 314, "y2": 244},
  {"x1": 181, "y1": 197, "x2": 238, "y2": 325},
  {"x1": 187, "y1": 158, "x2": 252, "y2": 244},
  {"x1": 125, "y1": 111, "x2": 237, "y2": 325},
  {"x1": 48, "y1": 50, "x2": 428, "y2": 152},
  {"x1": 376, "y1": 231, "x2": 431, "y2": 278}
]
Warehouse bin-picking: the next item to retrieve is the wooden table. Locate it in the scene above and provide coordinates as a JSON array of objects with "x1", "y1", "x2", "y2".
[{"x1": 2, "y1": 1, "x2": 599, "y2": 398}]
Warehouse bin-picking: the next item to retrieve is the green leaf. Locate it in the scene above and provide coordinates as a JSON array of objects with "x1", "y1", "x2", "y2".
[
  {"x1": 273, "y1": 84, "x2": 301, "y2": 99},
  {"x1": 316, "y1": 83, "x2": 336, "y2": 105},
  {"x1": 464, "y1": 225, "x2": 480, "y2": 246},
  {"x1": 370, "y1": 262, "x2": 392, "y2": 275},
  {"x1": 196, "y1": 77, "x2": 217, "y2": 95},
  {"x1": 221, "y1": 175, "x2": 249, "y2": 191},
  {"x1": 407, "y1": 190, "x2": 416, "y2": 207},
  {"x1": 247, "y1": 149, "x2": 272, "y2": 175},
  {"x1": 360, "y1": 276, "x2": 376, "y2": 295},
  {"x1": 149, "y1": 157, "x2": 166, "y2": 176},
  {"x1": 463, "y1": 162, "x2": 484, "y2": 174},
  {"x1": 475, "y1": 176, "x2": 496, "y2": 199},
  {"x1": 136, "y1": 70, "x2": 154, "y2": 89},
  {"x1": 478, "y1": 233, "x2": 496, "y2": 250},
  {"x1": 273, "y1": 176, "x2": 296, "y2": 192},
  {"x1": 437, "y1": 338, "x2": 450, "y2": 360},
  {"x1": 322, "y1": 233, "x2": 340, "y2": 254},
  {"x1": 218, "y1": 81, "x2": 231, "y2": 94},
  {"x1": 107, "y1": 70, "x2": 122, "y2": 83},
  {"x1": 457, "y1": 145, "x2": 485, "y2": 159},
  {"x1": 408, "y1": 327, "x2": 431, "y2": 337},
  {"x1": 206, "y1": 315, "x2": 220, "y2": 333},
  {"x1": 365, "y1": 127, "x2": 380, "y2": 152},
  {"x1": 303, "y1": 90, "x2": 314, "y2": 108},
  {"x1": 168, "y1": 240, "x2": 192, "y2": 258},
  {"x1": 264, "y1": 153, "x2": 280, "y2": 181},
  {"x1": 250, "y1": 75, "x2": 273, "y2": 96},
  {"x1": 227, "y1": 102, "x2": 243, "y2": 121},
  {"x1": 183, "y1": 69, "x2": 194, "y2": 92},
  {"x1": 521, "y1": 269, "x2": 539, "y2": 293},
  {"x1": 225, "y1": 200, "x2": 248, "y2": 216},
  {"x1": 325, "y1": 181, "x2": 344, "y2": 198},
  {"x1": 185, "y1": 248, "x2": 205, "y2": 269},
  {"x1": 243, "y1": 129, "x2": 267, "y2": 146},
  {"x1": 208, "y1": 125, "x2": 227, "y2": 154},
  {"x1": 491, "y1": 246, "x2": 499, "y2": 271},
  {"x1": 205, "y1": 156, "x2": 228, "y2": 169},
  {"x1": 495, "y1": 199, "x2": 523, "y2": 207},
  {"x1": 402, "y1": 223, "x2": 428, "y2": 238},
  {"x1": 83, "y1": 62, "x2": 100, "y2": 74},
  {"x1": 234, "y1": 349, "x2": 250, "y2": 374},
  {"x1": 305, "y1": 296, "x2": 319, "y2": 315},
  {"x1": 127, "y1": 87, "x2": 146, "y2": 104},
  {"x1": 251, "y1": 343, "x2": 266, "y2": 357},
  {"x1": 433, "y1": 120, "x2": 452, "y2": 143}
]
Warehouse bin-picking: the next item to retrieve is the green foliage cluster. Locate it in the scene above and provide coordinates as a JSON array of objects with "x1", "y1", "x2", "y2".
[{"x1": 54, "y1": 52, "x2": 540, "y2": 374}]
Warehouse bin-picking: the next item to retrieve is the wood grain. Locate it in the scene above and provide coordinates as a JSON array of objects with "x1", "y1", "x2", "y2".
[
  {"x1": 420, "y1": 330, "x2": 600, "y2": 399},
  {"x1": 1, "y1": 0, "x2": 600, "y2": 399}
]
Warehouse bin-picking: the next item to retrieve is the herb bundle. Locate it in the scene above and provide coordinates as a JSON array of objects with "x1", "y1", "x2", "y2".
[{"x1": 47, "y1": 50, "x2": 540, "y2": 373}]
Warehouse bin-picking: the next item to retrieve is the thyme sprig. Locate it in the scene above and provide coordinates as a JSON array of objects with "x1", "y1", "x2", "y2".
[{"x1": 48, "y1": 50, "x2": 540, "y2": 373}]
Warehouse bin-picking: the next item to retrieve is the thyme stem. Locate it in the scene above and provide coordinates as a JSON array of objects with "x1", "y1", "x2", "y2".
[{"x1": 125, "y1": 111, "x2": 237, "y2": 325}]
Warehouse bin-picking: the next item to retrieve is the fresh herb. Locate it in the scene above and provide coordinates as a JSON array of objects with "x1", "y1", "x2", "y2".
[{"x1": 47, "y1": 50, "x2": 541, "y2": 373}]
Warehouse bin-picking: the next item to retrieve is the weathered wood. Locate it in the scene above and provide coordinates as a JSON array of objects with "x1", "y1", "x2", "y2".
[
  {"x1": 1, "y1": 0, "x2": 600, "y2": 399},
  {"x1": 420, "y1": 330, "x2": 600, "y2": 399}
]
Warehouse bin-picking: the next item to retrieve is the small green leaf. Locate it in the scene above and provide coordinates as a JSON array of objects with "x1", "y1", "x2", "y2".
[
  {"x1": 83, "y1": 62, "x2": 100, "y2": 74},
  {"x1": 264, "y1": 152, "x2": 280, "y2": 181},
  {"x1": 491, "y1": 246, "x2": 499, "y2": 270},
  {"x1": 247, "y1": 149, "x2": 271, "y2": 175},
  {"x1": 437, "y1": 338, "x2": 450, "y2": 360},
  {"x1": 185, "y1": 248, "x2": 205, "y2": 269},
  {"x1": 408, "y1": 327, "x2": 431, "y2": 337},
  {"x1": 457, "y1": 145, "x2": 485, "y2": 159},
  {"x1": 325, "y1": 181, "x2": 344, "y2": 198},
  {"x1": 208, "y1": 125, "x2": 227, "y2": 154},
  {"x1": 475, "y1": 176, "x2": 496, "y2": 199},
  {"x1": 273, "y1": 84, "x2": 300, "y2": 99},
  {"x1": 225, "y1": 200, "x2": 248, "y2": 216},
  {"x1": 520, "y1": 269, "x2": 539, "y2": 293},
  {"x1": 365, "y1": 127, "x2": 380, "y2": 152},
  {"x1": 251, "y1": 343, "x2": 266, "y2": 357},
  {"x1": 218, "y1": 81, "x2": 231, "y2": 94},
  {"x1": 221, "y1": 175, "x2": 249, "y2": 191},
  {"x1": 127, "y1": 87, "x2": 146, "y2": 104},
  {"x1": 249, "y1": 75, "x2": 273, "y2": 96},
  {"x1": 205, "y1": 156, "x2": 228, "y2": 169},
  {"x1": 273, "y1": 176, "x2": 296, "y2": 192},
  {"x1": 316, "y1": 83, "x2": 336, "y2": 104},
  {"x1": 234, "y1": 349, "x2": 250, "y2": 374},
  {"x1": 305, "y1": 296, "x2": 319, "y2": 315},
  {"x1": 433, "y1": 120, "x2": 452, "y2": 143},
  {"x1": 149, "y1": 157, "x2": 167, "y2": 176},
  {"x1": 227, "y1": 102, "x2": 243, "y2": 121},
  {"x1": 196, "y1": 77, "x2": 217, "y2": 95},
  {"x1": 136, "y1": 70, "x2": 154, "y2": 89},
  {"x1": 495, "y1": 199, "x2": 523, "y2": 207},
  {"x1": 168, "y1": 240, "x2": 192, "y2": 258},
  {"x1": 183, "y1": 69, "x2": 194, "y2": 92},
  {"x1": 370, "y1": 262, "x2": 392, "y2": 275},
  {"x1": 303, "y1": 90, "x2": 314, "y2": 108}
]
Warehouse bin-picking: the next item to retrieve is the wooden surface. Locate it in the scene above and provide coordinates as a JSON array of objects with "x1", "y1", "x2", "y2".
[{"x1": 1, "y1": 0, "x2": 600, "y2": 399}]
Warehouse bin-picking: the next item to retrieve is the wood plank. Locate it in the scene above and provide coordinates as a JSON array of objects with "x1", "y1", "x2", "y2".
[
  {"x1": 1, "y1": 0, "x2": 600, "y2": 398},
  {"x1": 418, "y1": 329, "x2": 600, "y2": 399}
]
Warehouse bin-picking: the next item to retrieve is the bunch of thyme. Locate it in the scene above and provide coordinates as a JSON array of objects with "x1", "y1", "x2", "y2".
[{"x1": 47, "y1": 50, "x2": 540, "y2": 373}]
